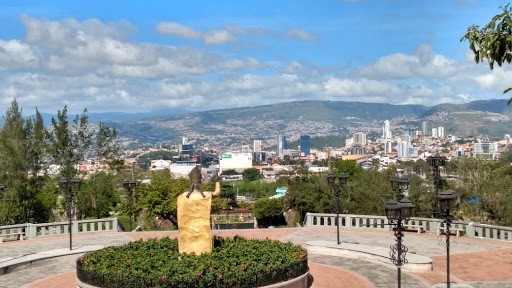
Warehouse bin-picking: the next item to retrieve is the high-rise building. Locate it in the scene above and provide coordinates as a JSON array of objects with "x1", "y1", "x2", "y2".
[
  {"x1": 241, "y1": 145, "x2": 250, "y2": 153},
  {"x1": 253, "y1": 140, "x2": 263, "y2": 153},
  {"x1": 181, "y1": 144, "x2": 194, "y2": 159},
  {"x1": 398, "y1": 141, "x2": 409, "y2": 158},
  {"x1": 383, "y1": 120, "x2": 392, "y2": 140},
  {"x1": 353, "y1": 132, "x2": 366, "y2": 145},
  {"x1": 432, "y1": 128, "x2": 438, "y2": 138},
  {"x1": 422, "y1": 121, "x2": 428, "y2": 136},
  {"x1": 384, "y1": 140, "x2": 393, "y2": 154},
  {"x1": 300, "y1": 135, "x2": 311, "y2": 156},
  {"x1": 438, "y1": 126, "x2": 445, "y2": 138},
  {"x1": 401, "y1": 134, "x2": 411, "y2": 144},
  {"x1": 398, "y1": 134, "x2": 412, "y2": 158},
  {"x1": 277, "y1": 135, "x2": 287, "y2": 158}
]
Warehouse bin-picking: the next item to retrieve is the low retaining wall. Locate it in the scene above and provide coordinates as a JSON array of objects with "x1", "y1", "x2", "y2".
[{"x1": 76, "y1": 271, "x2": 309, "y2": 288}]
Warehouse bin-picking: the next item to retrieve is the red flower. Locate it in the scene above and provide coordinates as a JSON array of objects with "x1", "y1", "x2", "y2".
[
  {"x1": 196, "y1": 273, "x2": 202, "y2": 277},
  {"x1": 218, "y1": 275, "x2": 223, "y2": 280},
  {"x1": 80, "y1": 257, "x2": 84, "y2": 262},
  {"x1": 230, "y1": 243, "x2": 234, "y2": 247},
  {"x1": 292, "y1": 252, "x2": 297, "y2": 257},
  {"x1": 161, "y1": 275, "x2": 167, "y2": 280}
]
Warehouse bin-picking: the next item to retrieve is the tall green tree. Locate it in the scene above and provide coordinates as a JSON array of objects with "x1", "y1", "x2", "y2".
[
  {"x1": 47, "y1": 106, "x2": 92, "y2": 179},
  {"x1": 461, "y1": 4, "x2": 512, "y2": 104},
  {"x1": 95, "y1": 122, "x2": 122, "y2": 172},
  {"x1": 0, "y1": 99, "x2": 29, "y2": 223}
]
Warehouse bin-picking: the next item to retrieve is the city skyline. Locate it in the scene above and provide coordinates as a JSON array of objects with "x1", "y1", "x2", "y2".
[{"x1": 0, "y1": 1, "x2": 509, "y2": 114}]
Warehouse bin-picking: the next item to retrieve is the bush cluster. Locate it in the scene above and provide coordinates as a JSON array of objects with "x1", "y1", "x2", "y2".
[{"x1": 77, "y1": 236, "x2": 308, "y2": 288}]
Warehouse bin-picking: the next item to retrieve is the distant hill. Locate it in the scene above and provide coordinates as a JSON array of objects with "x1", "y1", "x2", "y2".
[{"x1": 113, "y1": 99, "x2": 512, "y2": 148}]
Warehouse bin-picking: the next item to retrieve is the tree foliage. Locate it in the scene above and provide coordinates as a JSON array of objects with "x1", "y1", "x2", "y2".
[
  {"x1": 254, "y1": 198, "x2": 285, "y2": 227},
  {"x1": 46, "y1": 106, "x2": 92, "y2": 179},
  {"x1": 243, "y1": 168, "x2": 261, "y2": 181},
  {"x1": 461, "y1": 4, "x2": 512, "y2": 103}
]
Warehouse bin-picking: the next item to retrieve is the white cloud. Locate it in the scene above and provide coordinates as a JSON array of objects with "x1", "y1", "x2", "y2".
[
  {"x1": 286, "y1": 29, "x2": 319, "y2": 42},
  {"x1": 155, "y1": 22, "x2": 201, "y2": 40},
  {"x1": 351, "y1": 44, "x2": 457, "y2": 79},
  {"x1": 281, "y1": 61, "x2": 303, "y2": 75},
  {"x1": 0, "y1": 40, "x2": 38, "y2": 71},
  {"x1": 201, "y1": 29, "x2": 237, "y2": 45}
]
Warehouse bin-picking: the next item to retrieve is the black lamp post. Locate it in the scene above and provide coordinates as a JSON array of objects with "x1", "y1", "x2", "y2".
[
  {"x1": 327, "y1": 172, "x2": 348, "y2": 245},
  {"x1": 58, "y1": 177, "x2": 82, "y2": 250},
  {"x1": 427, "y1": 153, "x2": 448, "y2": 217},
  {"x1": 438, "y1": 189, "x2": 458, "y2": 288},
  {"x1": 122, "y1": 180, "x2": 139, "y2": 231},
  {"x1": 385, "y1": 175, "x2": 415, "y2": 288}
]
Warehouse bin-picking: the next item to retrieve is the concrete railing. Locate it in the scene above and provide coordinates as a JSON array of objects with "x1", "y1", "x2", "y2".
[
  {"x1": 304, "y1": 213, "x2": 512, "y2": 243},
  {"x1": 0, "y1": 218, "x2": 119, "y2": 240}
]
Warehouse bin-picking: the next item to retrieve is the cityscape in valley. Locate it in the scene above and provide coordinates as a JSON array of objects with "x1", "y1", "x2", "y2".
[{"x1": 100, "y1": 98, "x2": 512, "y2": 179}]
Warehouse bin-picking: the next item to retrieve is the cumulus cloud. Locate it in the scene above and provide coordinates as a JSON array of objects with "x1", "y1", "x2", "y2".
[
  {"x1": 201, "y1": 29, "x2": 237, "y2": 45},
  {"x1": 351, "y1": 44, "x2": 457, "y2": 79},
  {"x1": 0, "y1": 40, "x2": 38, "y2": 71},
  {"x1": 155, "y1": 22, "x2": 201, "y2": 39},
  {"x1": 286, "y1": 29, "x2": 319, "y2": 42}
]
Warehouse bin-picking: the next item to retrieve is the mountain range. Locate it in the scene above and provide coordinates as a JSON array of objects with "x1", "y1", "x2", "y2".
[{"x1": 108, "y1": 99, "x2": 512, "y2": 149}]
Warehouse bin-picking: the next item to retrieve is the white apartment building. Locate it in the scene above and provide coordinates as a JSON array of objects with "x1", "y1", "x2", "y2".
[
  {"x1": 353, "y1": 132, "x2": 367, "y2": 145},
  {"x1": 219, "y1": 153, "x2": 253, "y2": 173},
  {"x1": 253, "y1": 140, "x2": 263, "y2": 153},
  {"x1": 438, "y1": 126, "x2": 445, "y2": 138},
  {"x1": 432, "y1": 128, "x2": 438, "y2": 138}
]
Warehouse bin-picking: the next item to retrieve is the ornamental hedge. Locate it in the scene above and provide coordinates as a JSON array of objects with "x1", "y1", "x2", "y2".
[{"x1": 77, "y1": 236, "x2": 308, "y2": 288}]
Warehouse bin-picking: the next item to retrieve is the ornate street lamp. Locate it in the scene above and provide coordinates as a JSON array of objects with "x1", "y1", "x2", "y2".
[
  {"x1": 385, "y1": 176, "x2": 415, "y2": 288},
  {"x1": 438, "y1": 189, "x2": 459, "y2": 288},
  {"x1": 58, "y1": 177, "x2": 82, "y2": 250},
  {"x1": 327, "y1": 172, "x2": 348, "y2": 245},
  {"x1": 427, "y1": 153, "x2": 448, "y2": 217},
  {"x1": 390, "y1": 175, "x2": 409, "y2": 201},
  {"x1": 122, "y1": 180, "x2": 139, "y2": 231}
]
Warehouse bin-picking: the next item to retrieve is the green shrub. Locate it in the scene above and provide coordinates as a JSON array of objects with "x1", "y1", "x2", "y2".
[
  {"x1": 254, "y1": 198, "x2": 286, "y2": 228},
  {"x1": 77, "y1": 236, "x2": 308, "y2": 288}
]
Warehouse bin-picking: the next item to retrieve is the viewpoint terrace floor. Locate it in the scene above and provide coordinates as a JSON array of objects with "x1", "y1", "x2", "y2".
[{"x1": 0, "y1": 227, "x2": 510, "y2": 288}]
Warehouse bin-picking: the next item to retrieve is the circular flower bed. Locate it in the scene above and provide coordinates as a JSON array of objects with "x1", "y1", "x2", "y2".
[{"x1": 77, "y1": 236, "x2": 308, "y2": 288}]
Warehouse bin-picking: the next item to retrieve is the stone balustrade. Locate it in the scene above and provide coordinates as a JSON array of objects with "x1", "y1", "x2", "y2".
[
  {"x1": 304, "y1": 213, "x2": 512, "y2": 243},
  {"x1": 0, "y1": 218, "x2": 119, "y2": 240}
]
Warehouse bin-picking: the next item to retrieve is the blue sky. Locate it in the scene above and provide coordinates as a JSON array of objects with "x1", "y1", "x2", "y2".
[{"x1": 0, "y1": 0, "x2": 509, "y2": 113}]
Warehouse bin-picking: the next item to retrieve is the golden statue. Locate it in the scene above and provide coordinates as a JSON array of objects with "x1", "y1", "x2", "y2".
[{"x1": 177, "y1": 167, "x2": 220, "y2": 254}]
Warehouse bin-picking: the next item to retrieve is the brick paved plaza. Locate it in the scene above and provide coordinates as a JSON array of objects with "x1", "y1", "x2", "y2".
[{"x1": 0, "y1": 227, "x2": 510, "y2": 288}]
